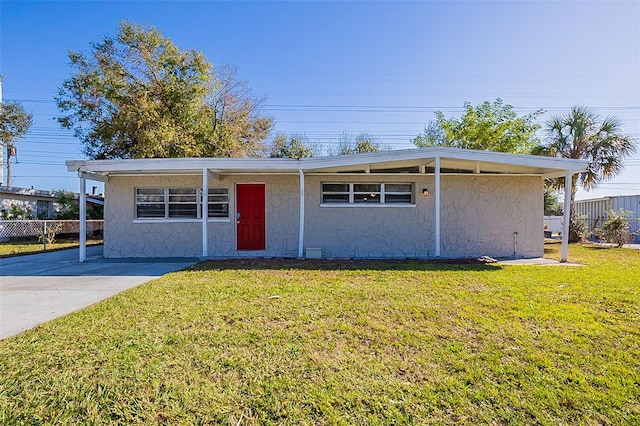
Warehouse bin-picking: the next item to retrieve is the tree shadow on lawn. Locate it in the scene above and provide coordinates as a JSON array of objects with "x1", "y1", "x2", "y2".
[{"x1": 188, "y1": 257, "x2": 503, "y2": 272}]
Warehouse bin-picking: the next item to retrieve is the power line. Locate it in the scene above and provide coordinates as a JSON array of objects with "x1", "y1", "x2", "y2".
[{"x1": 9, "y1": 98, "x2": 640, "y2": 111}]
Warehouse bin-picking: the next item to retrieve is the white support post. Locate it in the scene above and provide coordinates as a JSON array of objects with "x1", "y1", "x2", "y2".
[
  {"x1": 435, "y1": 155, "x2": 441, "y2": 257},
  {"x1": 202, "y1": 168, "x2": 209, "y2": 258},
  {"x1": 298, "y1": 169, "x2": 305, "y2": 258},
  {"x1": 561, "y1": 170, "x2": 572, "y2": 263},
  {"x1": 79, "y1": 174, "x2": 87, "y2": 262}
]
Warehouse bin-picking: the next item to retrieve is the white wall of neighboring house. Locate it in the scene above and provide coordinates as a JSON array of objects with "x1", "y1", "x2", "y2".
[
  {"x1": 543, "y1": 216, "x2": 564, "y2": 235},
  {"x1": 0, "y1": 187, "x2": 59, "y2": 218}
]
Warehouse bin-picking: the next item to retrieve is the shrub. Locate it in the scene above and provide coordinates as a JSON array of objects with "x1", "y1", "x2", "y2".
[
  {"x1": 0, "y1": 204, "x2": 34, "y2": 219},
  {"x1": 569, "y1": 214, "x2": 587, "y2": 243},
  {"x1": 597, "y1": 209, "x2": 633, "y2": 247}
]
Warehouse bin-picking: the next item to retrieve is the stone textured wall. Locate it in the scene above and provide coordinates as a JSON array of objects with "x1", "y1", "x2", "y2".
[
  {"x1": 104, "y1": 174, "x2": 299, "y2": 258},
  {"x1": 206, "y1": 175, "x2": 299, "y2": 258},
  {"x1": 105, "y1": 173, "x2": 543, "y2": 259},
  {"x1": 105, "y1": 175, "x2": 203, "y2": 258},
  {"x1": 304, "y1": 175, "x2": 436, "y2": 258},
  {"x1": 304, "y1": 175, "x2": 542, "y2": 259},
  {"x1": 439, "y1": 176, "x2": 543, "y2": 258}
]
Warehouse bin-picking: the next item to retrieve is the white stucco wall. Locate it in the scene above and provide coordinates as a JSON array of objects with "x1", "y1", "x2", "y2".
[
  {"x1": 104, "y1": 174, "x2": 299, "y2": 258},
  {"x1": 304, "y1": 175, "x2": 435, "y2": 258},
  {"x1": 0, "y1": 194, "x2": 58, "y2": 218},
  {"x1": 439, "y1": 176, "x2": 543, "y2": 258},
  {"x1": 104, "y1": 173, "x2": 543, "y2": 259},
  {"x1": 105, "y1": 175, "x2": 202, "y2": 258},
  {"x1": 304, "y1": 175, "x2": 542, "y2": 259},
  {"x1": 206, "y1": 175, "x2": 299, "y2": 258}
]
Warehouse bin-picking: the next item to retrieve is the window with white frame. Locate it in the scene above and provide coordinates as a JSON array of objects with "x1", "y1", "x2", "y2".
[
  {"x1": 321, "y1": 183, "x2": 413, "y2": 205},
  {"x1": 135, "y1": 187, "x2": 230, "y2": 219},
  {"x1": 168, "y1": 188, "x2": 199, "y2": 218},
  {"x1": 207, "y1": 188, "x2": 230, "y2": 217},
  {"x1": 136, "y1": 188, "x2": 167, "y2": 218}
]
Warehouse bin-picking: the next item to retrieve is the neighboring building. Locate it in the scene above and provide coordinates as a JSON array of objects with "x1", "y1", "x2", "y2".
[
  {"x1": 0, "y1": 185, "x2": 104, "y2": 219},
  {"x1": 67, "y1": 147, "x2": 587, "y2": 261},
  {"x1": 575, "y1": 195, "x2": 640, "y2": 243},
  {"x1": 0, "y1": 186, "x2": 59, "y2": 218}
]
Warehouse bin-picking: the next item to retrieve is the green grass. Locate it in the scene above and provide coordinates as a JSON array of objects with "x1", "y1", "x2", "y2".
[
  {"x1": 0, "y1": 239, "x2": 103, "y2": 257},
  {"x1": 1, "y1": 244, "x2": 638, "y2": 424}
]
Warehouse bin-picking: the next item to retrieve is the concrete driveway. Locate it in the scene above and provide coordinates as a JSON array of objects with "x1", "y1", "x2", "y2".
[{"x1": 0, "y1": 245, "x2": 198, "y2": 340}]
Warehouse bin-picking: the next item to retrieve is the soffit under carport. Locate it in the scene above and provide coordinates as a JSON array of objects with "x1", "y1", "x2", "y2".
[{"x1": 304, "y1": 157, "x2": 566, "y2": 176}]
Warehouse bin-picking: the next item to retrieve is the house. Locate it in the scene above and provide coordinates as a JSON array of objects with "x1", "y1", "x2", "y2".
[
  {"x1": 67, "y1": 148, "x2": 587, "y2": 262},
  {"x1": 0, "y1": 186, "x2": 59, "y2": 218},
  {"x1": 575, "y1": 194, "x2": 640, "y2": 243},
  {"x1": 0, "y1": 185, "x2": 104, "y2": 219}
]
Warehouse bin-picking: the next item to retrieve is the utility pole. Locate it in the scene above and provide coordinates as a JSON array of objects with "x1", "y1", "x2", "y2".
[
  {"x1": 0, "y1": 78, "x2": 32, "y2": 188},
  {"x1": 0, "y1": 78, "x2": 18, "y2": 188},
  {"x1": 0, "y1": 77, "x2": 5, "y2": 186}
]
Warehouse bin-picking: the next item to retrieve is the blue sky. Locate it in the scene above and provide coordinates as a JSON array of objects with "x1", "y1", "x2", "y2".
[{"x1": 1, "y1": 0, "x2": 638, "y2": 200}]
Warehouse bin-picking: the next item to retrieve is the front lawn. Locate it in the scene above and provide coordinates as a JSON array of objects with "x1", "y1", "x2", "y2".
[
  {"x1": 1, "y1": 244, "x2": 638, "y2": 424},
  {"x1": 0, "y1": 239, "x2": 103, "y2": 258}
]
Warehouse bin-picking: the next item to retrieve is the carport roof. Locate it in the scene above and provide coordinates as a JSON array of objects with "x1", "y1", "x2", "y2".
[{"x1": 66, "y1": 147, "x2": 588, "y2": 179}]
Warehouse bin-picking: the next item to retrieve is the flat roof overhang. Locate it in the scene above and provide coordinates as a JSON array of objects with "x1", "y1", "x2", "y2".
[{"x1": 66, "y1": 147, "x2": 588, "y2": 179}]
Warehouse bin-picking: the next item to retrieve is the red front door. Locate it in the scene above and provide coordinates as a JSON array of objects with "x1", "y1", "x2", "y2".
[{"x1": 236, "y1": 184, "x2": 266, "y2": 250}]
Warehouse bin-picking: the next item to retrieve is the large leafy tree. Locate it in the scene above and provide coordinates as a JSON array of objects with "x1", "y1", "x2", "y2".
[
  {"x1": 0, "y1": 102, "x2": 32, "y2": 149},
  {"x1": 413, "y1": 98, "x2": 543, "y2": 154},
  {"x1": 1, "y1": 77, "x2": 33, "y2": 185},
  {"x1": 268, "y1": 135, "x2": 315, "y2": 159},
  {"x1": 56, "y1": 21, "x2": 272, "y2": 159},
  {"x1": 338, "y1": 133, "x2": 385, "y2": 155},
  {"x1": 535, "y1": 106, "x2": 636, "y2": 241}
]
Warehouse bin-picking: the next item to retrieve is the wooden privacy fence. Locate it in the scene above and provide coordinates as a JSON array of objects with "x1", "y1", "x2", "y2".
[{"x1": 0, "y1": 220, "x2": 104, "y2": 242}]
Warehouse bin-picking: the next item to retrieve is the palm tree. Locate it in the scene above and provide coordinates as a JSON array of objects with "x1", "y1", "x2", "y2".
[{"x1": 536, "y1": 106, "x2": 636, "y2": 241}]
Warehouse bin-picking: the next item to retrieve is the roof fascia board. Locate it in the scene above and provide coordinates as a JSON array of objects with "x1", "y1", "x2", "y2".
[
  {"x1": 300, "y1": 148, "x2": 587, "y2": 172},
  {"x1": 66, "y1": 148, "x2": 588, "y2": 175},
  {"x1": 66, "y1": 158, "x2": 301, "y2": 173},
  {"x1": 431, "y1": 148, "x2": 588, "y2": 171},
  {"x1": 79, "y1": 171, "x2": 108, "y2": 182}
]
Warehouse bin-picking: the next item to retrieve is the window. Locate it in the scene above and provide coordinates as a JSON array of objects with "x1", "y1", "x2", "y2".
[
  {"x1": 208, "y1": 188, "x2": 229, "y2": 217},
  {"x1": 169, "y1": 188, "x2": 198, "y2": 218},
  {"x1": 321, "y1": 183, "x2": 350, "y2": 203},
  {"x1": 36, "y1": 200, "x2": 52, "y2": 218},
  {"x1": 383, "y1": 183, "x2": 413, "y2": 204},
  {"x1": 136, "y1": 188, "x2": 166, "y2": 218},
  {"x1": 321, "y1": 183, "x2": 413, "y2": 205},
  {"x1": 135, "y1": 187, "x2": 230, "y2": 220},
  {"x1": 353, "y1": 184, "x2": 381, "y2": 204}
]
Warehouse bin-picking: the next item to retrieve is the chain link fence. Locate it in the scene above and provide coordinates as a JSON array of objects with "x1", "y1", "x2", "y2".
[{"x1": 0, "y1": 220, "x2": 104, "y2": 250}]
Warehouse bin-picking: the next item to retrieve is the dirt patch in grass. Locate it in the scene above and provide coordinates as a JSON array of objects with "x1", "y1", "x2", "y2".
[{"x1": 191, "y1": 257, "x2": 498, "y2": 272}]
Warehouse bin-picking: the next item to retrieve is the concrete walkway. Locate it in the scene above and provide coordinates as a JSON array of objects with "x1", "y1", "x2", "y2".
[
  {"x1": 0, "y1": 246, "x2": 198, "y2": 340},
  {"x1": 498, "y1": 257, "x2": 583, "y2": 266}
]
